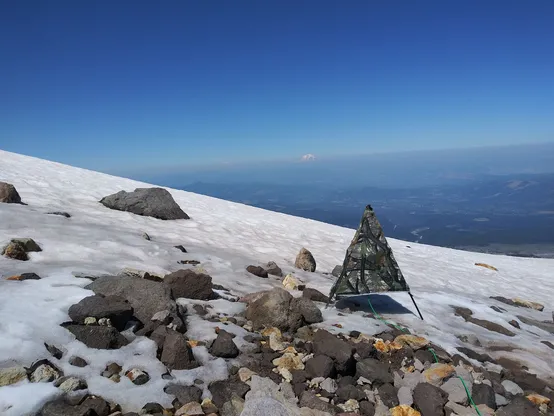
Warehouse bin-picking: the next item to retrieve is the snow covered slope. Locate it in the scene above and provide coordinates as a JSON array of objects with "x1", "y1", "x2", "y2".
[{"x1": 1, "y1": 149, "x2": 553, "y2": 414}]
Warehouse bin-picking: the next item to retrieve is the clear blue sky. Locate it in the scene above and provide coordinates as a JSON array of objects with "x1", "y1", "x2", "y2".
[{"x1": 1, "y1": 0, "x2": 553, "y2": 173}]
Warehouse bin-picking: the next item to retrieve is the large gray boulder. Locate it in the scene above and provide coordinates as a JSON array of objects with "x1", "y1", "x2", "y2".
[
  {"x1": 68, "y1": 295, "x2": 133, "y2": 331},
  {"x1": 163, "y1": 269, "x2": 214, "y2": 300},
  {"x1": 99, "y1": 187, "x2": 189, "y2": 220},
  {"x1": 245, "y1": 288, "x2": 302, "y2": 333},
  {"x1": 85, "y1": 275, "x2": 183, "y2": 329},
  {"x1": 63, "y1": 324, "x2": 129, "y2": 350},
  {"x1": 0, "y1": 182, "x2": 22, "y2": 204}
]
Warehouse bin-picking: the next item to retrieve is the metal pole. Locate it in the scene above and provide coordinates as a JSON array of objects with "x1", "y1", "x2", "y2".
[{"x1": 409, "y1": 292, "x2": 424, "y2": 320}]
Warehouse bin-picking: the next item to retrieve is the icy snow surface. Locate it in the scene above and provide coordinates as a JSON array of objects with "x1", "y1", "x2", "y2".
[{"x1": 1, "y1": 149, "x2": 553, "y2": 414}]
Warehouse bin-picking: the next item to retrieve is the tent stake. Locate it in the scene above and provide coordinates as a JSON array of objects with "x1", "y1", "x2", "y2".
[{"x1": 409, "y1": 292, "x2": 424, "y2": 320}]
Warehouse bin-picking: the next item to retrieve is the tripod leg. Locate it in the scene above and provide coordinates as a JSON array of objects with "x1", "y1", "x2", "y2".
[{"x1": 409, "y1": 292, "x2": 424, "y2": 320}]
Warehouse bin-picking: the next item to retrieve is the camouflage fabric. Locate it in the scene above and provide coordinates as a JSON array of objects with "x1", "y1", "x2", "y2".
[{"x1": 328, "y1": 205, "x2": 410, "y2": 301}]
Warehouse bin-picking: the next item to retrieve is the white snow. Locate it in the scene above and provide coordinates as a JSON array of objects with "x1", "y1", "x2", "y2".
[{"x1": 1, "y1": 149, "x2": 553, "y2": 414}]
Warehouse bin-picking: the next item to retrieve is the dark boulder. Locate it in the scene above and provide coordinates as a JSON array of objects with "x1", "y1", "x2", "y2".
[
  {"x1": 99, "y1": 187, "x2": 189, "y2": 220},
  {"x1": 86, "y1": 275, "x2": 183, "y2": 329},
  {"x1": 335, "y1": 384, "x2": 366, "y2": 402},
  {"x1": 47, "y1": 211, "x2": 71, "y2": 218},
  {"x1": 160, "y1": 329, "x2": 199, "y2": 370},
  {"x1": 63, "y1": 324, "x2": 129, "y2": 349},
  {"x1": 68, "y1": 295, "x2": 133, "y2": 331},
  {"x1": 208, "y1": 379, "x2": 251, "y2": 408},
  {"x1": 245, "y1": 288, "x2": 303, "y2": 333},
  {"x1": 265, "y1": 261, "x2": 283, "y2": 277},
  {"x1": 413, "y1": 383, "x2": 448, "y2": 416},
  {"x1": 164, "y1": 384, "x2": 203, "y2": 407},
  {"x1": 302, "y1": 287, "x2": 330, "y2": 303},
  {"x1": 292, "y1": 297, "x2": 323, "y2": 324},
  {"x1": 246, "y1": 265, "x2": 268, "y2": 278},
  {"x1": 305, "y1": 355, "x2": 335, "y2": 379},
  {"x1": 299, "y1": 391, "x2": 339, "y2": 414},
  {"x1": 163, "y1": 269, "x2": 214, "y2": 300},
  {"x1": 355, "y1": 358, "x2": 393, "y2": 385},
  {"x1": 313, "y1": 330, "x2": 355, "y2": 375},
  {"x1": 472, "y1": 383, "x2": 497, "y2": 409},
  {"x1": 496, "y1": 396, "x2": 541, "y2": 416},
  {"x1": 209, "y1": 332, "x2": 240, "y2": 358}
]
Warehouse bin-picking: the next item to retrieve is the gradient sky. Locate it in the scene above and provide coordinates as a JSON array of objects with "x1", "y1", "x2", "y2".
[{"x1": 1, "y1": 0, "x2": 553, "y2": 173}]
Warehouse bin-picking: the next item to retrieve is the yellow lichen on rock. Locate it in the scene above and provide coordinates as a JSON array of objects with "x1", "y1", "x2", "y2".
[
  {"x1": 513, "y1": 298, "x2": 545, "y2": 311},
  {"x1": 394, "y1": 334, "x2": 430, "y2": 350},
  {"x1": 526, "y1": 393, "x2": 550, "y2": 406},
  {"x1": 390, "y1": 405, "x2": 421, "y2": 416},
  {"x1": 423, "y1": 364, "x2": 456, "y2": 385},
  {"x1": 374, "y1": 338, "x2": 403, "y2": 353},
  {"x1": 282, "y1": 273, "x2": 303, "y2": 290}
]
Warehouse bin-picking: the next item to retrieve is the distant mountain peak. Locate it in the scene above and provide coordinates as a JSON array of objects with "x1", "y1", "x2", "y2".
[{"x1": 301, "y1": 154, "x2": 316, "y2": 161}]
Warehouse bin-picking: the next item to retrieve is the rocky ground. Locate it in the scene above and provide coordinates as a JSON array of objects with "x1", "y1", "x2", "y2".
[{"x1": 1, "y1": 181, "x2": 553, "y2": 416}]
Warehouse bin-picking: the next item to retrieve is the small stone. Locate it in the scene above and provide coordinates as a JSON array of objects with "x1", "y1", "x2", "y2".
[
  {"x1": 320, "y1": 378, "x2": 338, "y2": 394},
  {"x1": 102, "y1": 362, "x2": 122, "y2": 378},
  {"x1": 526, "y1": 393, "x2": 550, "y2": 406},
  {"x1": 390, "y1": 405, "x2": 421, "y2": 416},
  {"x1": 238, "y1": 367, "x2": 257, "y2": 382},
  {"x1": 47, "y1": 211, "x2": 71, "y2": 218},
  {"x1": 512, "y1": 297, "x2": 544, "y2": 311},
  {"x1": 501, "y1": 380, "x2": 524, "y2": 396},
  {"x1": 6, "y1": 272, "x2": 42, "y2": 281},
  {"x1": 422, "y1": 363, "x2": 455, "y2": 386},
  {"x1": 273, "y1": 352, "x2": 305, "y2": 371},
  {"x1": 174, "y1": 245, "x2": 187, "y2": 253},
  {"x1": 1, "y1": 241, "x2": 28, "y2": 260},
  {"x1": 338, "y1": 399, "x2": 359, "y2": 412},
  {"x1": 58, "y1": 377, "x2": 87, "y2": 392},
  {"x1": 246, "y1": 265, "x2": 268, "y2": 278},
  {"x1": 31, "y1": 363, "x2": 61, "y2": 383},
  {"x1": 398, "y1": 386, "x2": 413, "y2": 406},
  {"x1": 142, "y1": 402, "x2": 164, "y2": 414},
  {"x1": 175, "y1": 402, "x2": 204, "y2": 416},
  {"x1": 265, "y1": 261, "x2": 283, "y2": 277},
  {"x1": 282, "y1": 273, "x2": 302, "y2": 290},
  {"x1": 394, "y1": 335, "x2": 430, "y2": 350},
  {"x1": 84, "y1": 317, "x2": 97, "y2": 325},
  {"x1": 44, "y1": 343, "x2": 63, "y2": 359},
  {"x1": 295, "y1": 248, "x2": 316, "y2": 272},
  {"x1": 441, "y1": 377, "x2": 469, "y2": 404},
  {"x1": 508, "y1": 320, "x2": 520, "y2": 329},
  {"x1": 209, "y1": 332, "x2": 240, "y2": 358},
  {"x1": 201, "y1": 398, "x2": 217, "y2": 414},
  {"x1": 125, "y1": 368, "x2": 150, "y2": 385},
  {"x1": 152, "y1": 310, "x2": 172, "y2": 324},
  {"x1": 496, "y1": 394, "x2": 508, "y2": 406},
  {"x1": 98, "y1": 317, "x2": 112, "y2": 326},
  {"x1": 0, "y1": 366, "x2": 27, "y2": 387}
]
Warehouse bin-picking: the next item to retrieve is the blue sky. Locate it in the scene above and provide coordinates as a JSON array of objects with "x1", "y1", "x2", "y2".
[{"x1": 1, "y1": 0, "x2": 553, "y2": 173}]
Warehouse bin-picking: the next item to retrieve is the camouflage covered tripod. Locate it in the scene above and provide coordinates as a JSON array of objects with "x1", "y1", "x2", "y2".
[{"x1": 327, "y1": 205, "x2": 423, "y2": 320}]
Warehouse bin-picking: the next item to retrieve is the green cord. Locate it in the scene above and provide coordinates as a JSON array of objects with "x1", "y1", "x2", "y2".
[{"x1": 367, "y1": 298, "x2": 483, "y2": 416}]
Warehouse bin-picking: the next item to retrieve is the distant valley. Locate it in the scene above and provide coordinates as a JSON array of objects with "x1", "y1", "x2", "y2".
[{"x1": 180, "y1": 172, "x2": 554, "y2": 258}]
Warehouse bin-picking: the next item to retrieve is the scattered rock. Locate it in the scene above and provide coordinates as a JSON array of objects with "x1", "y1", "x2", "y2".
[
  {"x1": 512, "y1": 298, "x2": 544, "y2": 311},
  {"x1": 306, "y1": 355, "x2": 336, "y2": 379},
  {"x1": 11, "y1": 238, "x2": 42, "y2": 252},
  {"x1": 0, "y1": 366, "x2": 27, "y2": 387},
  {"x1": 68, "y1": 356, "x2": 88, "y2": 367},
  {"x1": 63, "y1": 324, "x2": 129, "y2": 349},
  {"x1": 40, "y1": 397, "x2": 111, "y2": 416},
  {"x1": 496, "y1": 395, "x2": 541, "y2": 416},
  {"x1": 119, "y1": 267, "x2": 163, "y2": 282},
  {"x1": 6, "y1": 272, "x2": 41, "y2": 281},
  {"x1": 299, "y1": 390, "x2": 338, "y2": 413},
  {"x1": 313, "y1": 330, "x2": 355, "y2": 376},
  {"x1": 161, "y1": 329, "x2": 200, "y2": 370},
  {"x1": 29, "y1": 360, "x2": 61, "y2": 383},
  {"x1": 246, "y1": 288, "x2": 303, "y2": 333},
  {"x1": 142, "y1": 402, "x2": 164, "y2": 414},
  {"x1": 174, "y1": 245, "x2": 188, "y2": 253},
  {"x1": 99, "y1": 187, "x2": 190, "y2": 220},
  {"x1": 490, "y1": 306, "x2": 505, "y2": 313},
  {"x1": 541, "y1": 340, "x2": 554, "y2": 349},
  {"x1": 295, "y1": 248, "x2": 316, "y2": 272},
  {"x1": 164, "y1": 269, "x2": 214, "y2": 301},
  {"x1": 238, "y1": 367, "x2": 257, "y2": 382},
  {"x1": 178, "y1": 259, "x2": 201, "y2": 265},
  {"x1": 44, "y1": 343, "x2": 63, "y2": 359},
  {"x1": 472, "y1": 383, "x2": 496, "y2": 409},
  {"x1": 176, "y1": 402, "x2": 204, "y2": 416},
  {"x1": 422, "y1": 363, "x2": 455, "y2": 386},
  {"x1": 412, "y1": 383, "x2": 448, "y2": 416},
  {"x1": 0, "y1": 181, "x2": 22, "y2": 203},
  {"x1": 397, "y1": 386, "x2": 414, "y2": 406},
  {"x1": 356, "y1": 358, "x2": 393, "y2": 385},
  {"x1": 321, "y1": 377, "x2": 338, "y2": 394},
  {"x1": 86, "y1": 275, "x2": 183, "y2": 330},
  {"x1": 526, "y1": 393, "x2": 550, "y2": 406},
  {"x1": 441, "y1": 377, "x2": 469, "y2": 405},
  {"x1": 210, "y1": 332, "x2": 240, "y2": 358},
  {"x1": 220, "y1": 396, "x2": 245, "y2": 416},
  {"x1": 142, "y1": 232, "x2": 151, "y2": 241},
  {"x1": 475, "y1": 263, "x2": 498, "y2": 271},
  {"x1": 292, "y1": 297, "x2": 323, "y2": 324},
  {"x1": 378, "y1": 383, "x2": 399, "y2": 407},
  {"x1": 164, "y1": 384, "x2": 203, "y2": 407},
  {"x1": 331, "y1": 265, "x2": 343, "y2": 277},
  {"x1": 390, "y1": 405, "x2": 421, "y2": 416},
  {"x1": 283, "y1": 273, "x2": 303, "y2": 290},
  {"x1": 246, "y1": 265, "x2": 268, "y2": 278},
  {"x1": 303, "y1": 288, "x2": 330, "y2": 303},
  {"x1": 265, "y1": 261, "x2": 283, "y2": 277},
  {"x1": 125, "y1": 368, "x2": 150, "y2": 385},
  {"x1": 508, "y1": 320, "x2": 520, "y2": 329},
  {"x1": 56, "y1": 376, "x2": 87, "y2": 392},
  {"x1": 68, "y1": 295, "x2": 133, "y2": 331},
  {"x1": 517, "y1": 315, "x2": 554, "y2": 334},
  {"x1": 501, "y1": 380, "x2": 524, "y2": 397},
  {"x1": 394, "y1": 335, "x2": 429, "y2": 350},
  {"x1": 1, "y1": 241, "x2": 29, "y2": 260},
  {"x1": 208, "y1": 379, "x2": 250, "y2": 408},
  {"x1": 452, "y1": 306, "x2": 515, "y2": 336},
  {"x1": 47, "y1": 211, "x2": 71, "y2": 218},
  {"x1": 456, "y1": 334, "x2": 482, "y2": 347}
]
